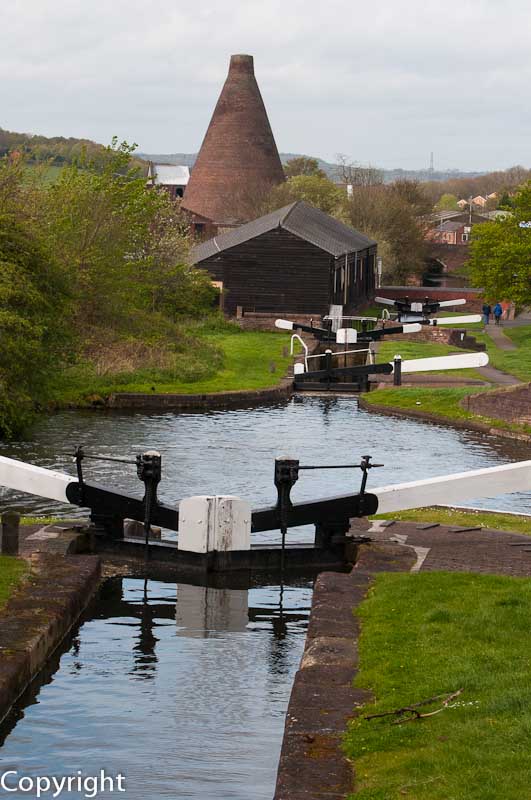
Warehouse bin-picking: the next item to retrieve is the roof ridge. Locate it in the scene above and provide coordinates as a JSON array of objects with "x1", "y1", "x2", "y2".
[{"x1": 280, "y1": 201, "x2": 300, "y2": 227}]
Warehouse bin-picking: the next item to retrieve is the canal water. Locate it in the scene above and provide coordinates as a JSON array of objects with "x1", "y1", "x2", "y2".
[
  {"x1": 1, "y1": 396, "x2": 531, "y2": 524},
  {"x1": 0, "y1": 576, "x2": 311, "y2": 799},
  {"x1": 0, "y1": 396, "x2": 530, "y2": 797}
]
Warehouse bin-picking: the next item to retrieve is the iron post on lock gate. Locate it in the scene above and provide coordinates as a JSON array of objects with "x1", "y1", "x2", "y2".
[
  {"x1": 324, "y1": 349, "x2": 333, "y2": 388},
  {"x1": 72, "y1": 447, "x2": 165, "y2": 547},
  {"x1": 1, "y1": 511, "x2": 20, "y2": 555},
  {"x1": 136, "y1": 450, "x2": 162, "y2": 561},
  {"x1": 393, "y1": 354, "x2": 402, "y2": 386},
  {"x1": 274, "y1": 457, "x2": 300, "y2": 573},
  {"x1": 270, "y1": 455, "x2": 382, "y2": 553}
]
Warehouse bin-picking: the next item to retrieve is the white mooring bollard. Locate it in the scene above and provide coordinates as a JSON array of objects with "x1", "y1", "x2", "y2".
[{"x1": 178, "y1": 496, "x2": 251, "y2": 554}]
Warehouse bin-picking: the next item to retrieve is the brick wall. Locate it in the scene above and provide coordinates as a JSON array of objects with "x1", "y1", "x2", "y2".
[
  {"x1": 389, "y1": 327, "x2": 485, "y2": 351},
  {"x1": 463, "y1": 384, "x2": 531, "y2": 425},
  {"x1": 235, "y1": 312, "x2": 323, "y2": 331}
]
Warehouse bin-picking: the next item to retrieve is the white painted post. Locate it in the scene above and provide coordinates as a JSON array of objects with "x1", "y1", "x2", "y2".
[
  {"x1": 178, "y1": 496, "x2": 251, "y2": 553},
  {"x1": 337, "y1": 328, "x2": 357, "y2": 344}
]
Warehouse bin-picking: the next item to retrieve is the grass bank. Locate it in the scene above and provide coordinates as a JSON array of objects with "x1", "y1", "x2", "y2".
[
  {"x1": 50, "y1": 325, "x2": 292, "y2": 405},
  {"x1": 371, "y1": 505, "x2": 531, "y2": 535},
  {"x1": 346, "y1": 571, "x2": 531, "y2": 799},
  {"x1": 0, "y1": 556, "x2": 28, "y2": 608},
  {"x1": 361, "y1": 387, "x2": 531, "y2": 436}
]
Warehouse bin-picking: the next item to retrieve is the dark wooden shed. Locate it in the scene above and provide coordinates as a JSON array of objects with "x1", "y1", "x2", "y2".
[{"x1": 190, "y1": 201, "x2": 377, "y2": 317}]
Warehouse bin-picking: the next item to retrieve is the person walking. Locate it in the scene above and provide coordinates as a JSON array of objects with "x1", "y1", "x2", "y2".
[
  {"x1": 482, "y1": 302, "x2": 491, "y2": 325},
  {"x1": 493, "y1": 302, "x2": 503, "y2": 325}
]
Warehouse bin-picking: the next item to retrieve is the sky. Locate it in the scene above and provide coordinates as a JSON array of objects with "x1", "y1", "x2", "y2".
[{"x1": 1, "y1": 0, "x2": 530, "y2": 171}]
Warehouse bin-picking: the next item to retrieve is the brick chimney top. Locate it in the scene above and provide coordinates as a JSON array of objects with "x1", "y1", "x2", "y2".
[
  {"x1": 229, "y1": 54, "x2": 254, "y2": 74},
  {"x1": 182, "y1": 53, "x2": 284, "y2": 226}
]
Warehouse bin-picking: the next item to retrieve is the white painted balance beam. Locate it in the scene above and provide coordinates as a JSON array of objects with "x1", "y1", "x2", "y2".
[
  {"x1": 0, "y1": 456, "x2": 74, "y2": 503},
  {"x1": 439, "y1": 298, "x2": 467, "y2": 307},
  {"x1": 426, "y1": 315, "x2": 482, "y2": 326},
  {"x1": 373, "y1": 460, "x2": 531, "y2": 515},
  {"x1": 398, "y1": 351, "x2": 489, "y2": 373}
]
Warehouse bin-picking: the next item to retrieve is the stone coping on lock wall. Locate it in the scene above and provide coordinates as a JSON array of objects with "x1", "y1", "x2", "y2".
[
  {"x1": 0, "y1": 552, "x2": 101, "y2": 725},
  {"x1": 107, "y1": 376, "x2": 294, "y2": 410},
  {"x1": 273, "y1": 544, "x2": 416, "y2": 800}
]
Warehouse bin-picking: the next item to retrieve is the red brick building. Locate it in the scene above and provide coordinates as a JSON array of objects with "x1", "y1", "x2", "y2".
[{"x1": 182, "y1": 54, "x2": 285, "y2": 235}]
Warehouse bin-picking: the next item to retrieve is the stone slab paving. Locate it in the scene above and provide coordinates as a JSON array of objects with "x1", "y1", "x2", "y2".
[
  {"x1": 358, "y1": 519, "x2": 531, "y2": 577},
  {"x1": 16, "y1": 522, "x2": 88, "y2": 558}
]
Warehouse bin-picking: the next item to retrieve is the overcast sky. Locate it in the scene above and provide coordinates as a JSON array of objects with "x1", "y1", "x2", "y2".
[{"x1": 2, "y1": 0, "x2": 530, "y2": 171}]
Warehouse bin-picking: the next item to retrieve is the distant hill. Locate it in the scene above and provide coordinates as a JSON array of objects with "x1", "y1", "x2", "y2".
[
  {"x1": 0, "y1": 127, "x2": 105, "y2": 165},
  {"x1": 136, "y1": 151, "x2": 487, "y2": 184},
  {"x1": 0, "y1": 127, "x2": 490, "y2": 185}
]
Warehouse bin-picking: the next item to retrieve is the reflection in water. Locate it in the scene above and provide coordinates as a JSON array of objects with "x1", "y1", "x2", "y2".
[
  {"x1": 0, "y1": 577, "x2": 311, "y2": 799},
  {"x1": 175, "y1": 583, "x2": 249, "y2": 636},
  {"x1": 1, "y1": 397, "x2": 531, "y2": 532}
]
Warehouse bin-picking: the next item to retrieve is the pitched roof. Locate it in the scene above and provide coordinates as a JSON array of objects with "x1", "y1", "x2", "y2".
[
  {"x1": 149, "y1": 164, "x2": 190, "y2": 185},
  {"x1": 436, "y1": 221, "x2": 464, "y2": 232},
  {"x1": 190, "y1": 201, "x2": 376, "y2": 263}
]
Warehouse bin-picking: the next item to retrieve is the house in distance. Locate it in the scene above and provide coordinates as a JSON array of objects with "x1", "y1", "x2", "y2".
[
  {"x1": 190, "y1": 200, "x2": 377, "y2": 318},
  {"x1": 146, "y1": 163, "x2": 190, "y2": 199}
]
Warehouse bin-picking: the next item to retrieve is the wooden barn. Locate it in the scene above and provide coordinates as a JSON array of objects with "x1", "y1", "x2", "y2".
[{"x1": 190, "y1": 201, "x2": 377, "y2": 317}]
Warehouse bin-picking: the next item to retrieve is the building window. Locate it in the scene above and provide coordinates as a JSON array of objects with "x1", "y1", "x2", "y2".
[{"x1": 462, "y1": 233, "x2": 469, "y2": 242}]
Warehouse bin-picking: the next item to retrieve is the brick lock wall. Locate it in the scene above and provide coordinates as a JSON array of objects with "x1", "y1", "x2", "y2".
[
  {"x1": 389, "y1": 328, "x2": 485, "y2": 351},
  {"x1": 463, "y1": 384, "x2": 531, "y2": 425}
]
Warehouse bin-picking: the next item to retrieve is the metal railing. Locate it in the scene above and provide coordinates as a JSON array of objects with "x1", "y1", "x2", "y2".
[
  {"x1": 290, "y1": 334, "x2": 309, "y2": 371},
  {"x1": 306, "y1": 347, "x2": 375, "y2": 366}
]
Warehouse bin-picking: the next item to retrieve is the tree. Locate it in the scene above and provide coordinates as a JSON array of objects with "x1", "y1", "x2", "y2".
[
  {"x1": 335, "y1": 154, "x2": 383, "y2": 187},
  {"x1": 345, "y1": 184, "x2": 427, "y2": 283},
  {"x1": 390, "y1": 179, "x2": 433, "y2": 216},
  {"x1": 267, "y1": 174, "x2": 346, "y2": 217},
  {"x1": 468, "y1": 181, "x2": 531, "y2": 306},
  {"x1": 34, "y1": 138, "x2": 212, "y2": 328},
  {"x1": 435, "y1": 193, "x2": 460, "y2": 212},
  {"x1": 283, "y1": 156, "x2": 325, "y2": 179},
  {"x1": 0, "y1": 208, "x2": 71, "y2": 435},
  {"x1": 140, "y1": 201, "x2": 216, "y2": 318}
]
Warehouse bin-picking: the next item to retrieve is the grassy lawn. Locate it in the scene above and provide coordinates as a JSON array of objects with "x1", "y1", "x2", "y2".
[
  {"x1": 346, "y1": 571, "x2": 531, "y2": 799},
  {"x1": 0, "y1": 556, "x2": 27, "y2": 609},
  {"x1": 362, "y1": 387, "x2": 531, "y2": 435},
  {"x1": 51, "y1": 330, "x2": 292, "y2": 403},
  {"x1": 371, "y1": 506, "x2": 531, "y2": 535}
]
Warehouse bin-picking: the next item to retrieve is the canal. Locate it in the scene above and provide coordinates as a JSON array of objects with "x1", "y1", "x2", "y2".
[{"x1": 0, "y1": 396, "x2": 530, "y2": 797}]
